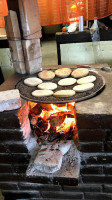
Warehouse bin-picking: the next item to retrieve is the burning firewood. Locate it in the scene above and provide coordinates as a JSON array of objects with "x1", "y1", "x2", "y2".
[
  {"x1": 28, "y1": 101, "x2": 78, "y2": 143},
  {"x1": 55, "y1": 103, "x2": 66, "y2": 107},
  {"x1": 30, "y1": 104, "x2": 42, "y2": 116},
  {"x1": 67, "y1": 114, "x2": 75, "y2": 118},
  {"x1": 37, "y1": 117, "x2": 48, "y2": 132},
  {"x1": 48, "y1": 113, "x2": 66, "y2": 128},
  {"x1": 48, "y1": 111, "x2": 73, "y2": 118},
  {"x1": 67, "y1": 103, "x2": 76, "y2": 115},
  {"x1": 40, "y1": 104, "x2": 53, "y2": 111},
  {"x1": 48, "y1": 126, "x2": 60, "y2": 142},
  {"x1": 35, "y1": 127, "x2": 42, "y2": 136}
]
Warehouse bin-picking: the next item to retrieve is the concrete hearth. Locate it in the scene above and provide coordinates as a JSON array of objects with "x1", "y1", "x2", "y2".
[{"x1": 0, "y1": 64, "x2": 112, "y2": 200}]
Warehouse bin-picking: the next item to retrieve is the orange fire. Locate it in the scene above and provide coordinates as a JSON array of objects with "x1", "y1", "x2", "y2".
[
  {"x1": 56, "y1": 116, "x2": 76, "y2": 133},
  {"x1": 28, "y1": 102, "x2": 78, "y2": 140}
]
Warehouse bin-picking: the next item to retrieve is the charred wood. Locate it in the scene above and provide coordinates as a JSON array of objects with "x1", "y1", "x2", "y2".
[
  {"x1": 40, "y1": 104, "x2": 53, "y2": 111},
  {"x1": 37, "y1": 117, "x2": 48, "y2": 132},
  {"x1": 30, "y1": 104, "x2": 42, "y2": 116}
]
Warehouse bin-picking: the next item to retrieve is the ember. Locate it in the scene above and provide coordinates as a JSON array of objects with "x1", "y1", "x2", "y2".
[{"x1": 28, "y1": 102, "x2": 78, "y2": 143}]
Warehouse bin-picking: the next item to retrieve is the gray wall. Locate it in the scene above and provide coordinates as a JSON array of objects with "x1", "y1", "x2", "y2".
[
  {"x1": 0, "y1": 49, "x2": 14, "y2": 80},
  {"x1": 61, "y1": 41, "x2": 112, "y2": 67}
]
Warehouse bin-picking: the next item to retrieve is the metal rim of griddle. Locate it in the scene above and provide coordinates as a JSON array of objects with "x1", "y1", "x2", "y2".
[{"x1": 15, "y1": 69, "x2": 105, "y2": 104}]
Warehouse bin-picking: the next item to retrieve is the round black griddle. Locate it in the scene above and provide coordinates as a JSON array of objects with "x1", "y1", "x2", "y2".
[{"x1": 15, "y1": 69, "x2": 105, "y2": 104}]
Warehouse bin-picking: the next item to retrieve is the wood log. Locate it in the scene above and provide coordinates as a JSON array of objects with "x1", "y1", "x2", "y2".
[
  {"x1": 49, "y1": 113, "x2": 66, "y2": 128},
  {"x1": 37, "y1": 117, "x2": 48, "y2": 132},
  {"x1": 18, "y1": 0, "x2": 42, "y2": 39},
  {"x1": 30, "y1": 103, "x2": 42, "y2": 116},
  {"x1": 40, "y1": 104, "x2": 53, "y2": 111}
]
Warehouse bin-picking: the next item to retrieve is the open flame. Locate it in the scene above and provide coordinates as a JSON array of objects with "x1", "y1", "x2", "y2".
[
  {"x1": 56, "y1": 116, "x2": 75, "y2": 133},
  {"x1": 28, "y1": 102, "x2": 78, "y2": 141}
]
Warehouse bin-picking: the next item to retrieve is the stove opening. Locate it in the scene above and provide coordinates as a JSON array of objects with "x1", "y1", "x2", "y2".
[
  {"x1": 28, "y1": 102, "x2": 78, "y2": 146},
  {"x1": 18, "y1": 101, "x2": 80, "y2": 176}
]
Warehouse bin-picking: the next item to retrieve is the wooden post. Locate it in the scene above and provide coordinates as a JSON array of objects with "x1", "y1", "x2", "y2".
[
  {"x1": 5, "y1": 10, "x2": 21, "y2": 40},
  {"x1": 22, "y1": 38, "x2": 42, "y2": 74},
  {"x1": 18, "y1": 0, "x2": 42, "y2": 74},
  {"x1": 18, "y1": 0, "x2": 41, "y2": 39},
  {"x1": 6, "y1": 0, "x2": 42, "y2": 74},
  {"x1": 6, "y1": 0, "x2": 23, "y2": 37},
  {"x1": 5, "y1": 10, "x2": 26, "y2": 74}
]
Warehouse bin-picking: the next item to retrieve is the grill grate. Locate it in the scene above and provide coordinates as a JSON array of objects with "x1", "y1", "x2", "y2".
[{"x1": 15, "y1": 69, "x2": 105, "y2": 104}]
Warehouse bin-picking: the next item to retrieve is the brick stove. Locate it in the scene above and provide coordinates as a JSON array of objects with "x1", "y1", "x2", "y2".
[{"x1": 0, "y1": 64, "x2": 112, "y2": 200}]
